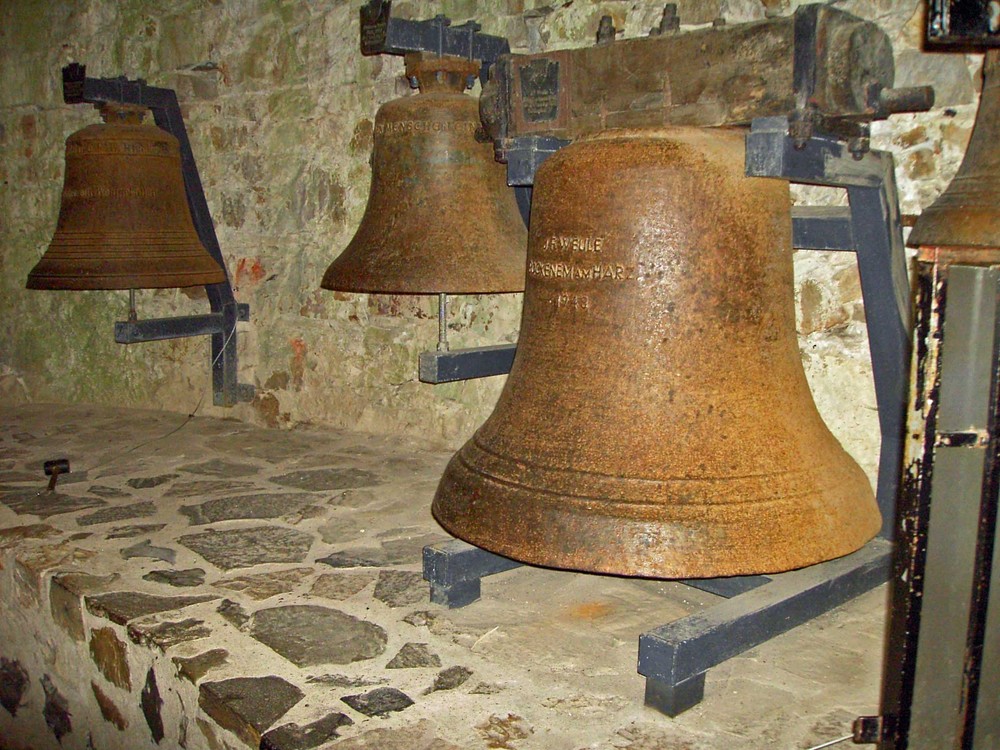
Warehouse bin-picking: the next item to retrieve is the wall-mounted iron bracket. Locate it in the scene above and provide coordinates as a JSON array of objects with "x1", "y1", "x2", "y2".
[
  {"x1": 421, "y1": 118, "x2": 910, "y2": 716},
  {"x1": 61, "y1": 63, "x2": 254, "y2": 408},
  {"x1": 359, "y1": 0, "x2": 510, "y2": 85}
]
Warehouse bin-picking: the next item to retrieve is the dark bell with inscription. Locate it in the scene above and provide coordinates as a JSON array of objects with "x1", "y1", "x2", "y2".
[
  {"x1": 321, "y1": 52, "x2": 527, "y2": 294},
  {"x1": 433, "y1": 127, "x2": 881, "y2": 578},
  {"x1": 27, "y1": 103, "x2": 225, "y2": 290}
]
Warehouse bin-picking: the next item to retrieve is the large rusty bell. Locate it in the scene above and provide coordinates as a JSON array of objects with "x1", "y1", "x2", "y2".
[
  {"x1": 433, "y1": 127, "x2": 881, "y2": 578},
  {"x1": 27, "y1": 103, "x2": 225, "y2": 290},
  {"x1": 907, "y1": 50, "x2": 1000, "y2": 254},
  {"x1": 321, "y1": 53, "x2": 527, "y2": 294}
]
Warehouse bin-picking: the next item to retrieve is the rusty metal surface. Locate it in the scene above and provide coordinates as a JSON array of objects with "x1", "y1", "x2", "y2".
[
  {"x1": 908, "y1": 51, "x2": 1000, "y2": 254},
  {"x1": 481, "y1": 6, "x2": 893, "y2": 142},
  {"x1": 433, "y1": 126, "x2": 880, "y2": 578},
  {"x1": 27, "y1": 104, "x2": 225, "y2": 290},
  {"x1": 321, "y1": 53, "x2": 527, "y2": 295}
]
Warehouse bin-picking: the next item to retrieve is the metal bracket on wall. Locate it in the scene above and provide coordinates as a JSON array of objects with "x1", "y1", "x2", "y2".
[
  {"x1": 61, "y1": 63, "x2": 254, "y2": 407},
  {"x1": 421, "y1": 118, "x2": 910, "y2": 716},
  {"x1": 359, "y1": 0, "x2": 510, "y2": 85}
]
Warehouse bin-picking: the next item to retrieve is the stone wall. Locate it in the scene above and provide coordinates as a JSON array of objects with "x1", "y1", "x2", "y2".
[{"x1": 0, "y1": 0, "x2": 983, "y2": 480}]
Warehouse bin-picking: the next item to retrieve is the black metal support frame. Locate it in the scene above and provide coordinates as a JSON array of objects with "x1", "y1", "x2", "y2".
[
  {"x1": 360, "y1": 1, "x2": 510, "y2": 86},
  {"x1": 61, "y1": 63, "x2": 253, "y2": 407},
  {"x1": 855, "y1": 261, "x2": 1000, "y2": 748},
  {"x1": 746, "y1": 116, "x2": 912, "y2": 536},
  {"x1": 421, "y1": 118, "x2": 909, "y2": 716}
]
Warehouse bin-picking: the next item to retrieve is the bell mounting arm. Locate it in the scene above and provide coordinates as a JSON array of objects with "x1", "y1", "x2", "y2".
[{"x1": 359, "y1": 0, "x2": 510, "y2": 86}]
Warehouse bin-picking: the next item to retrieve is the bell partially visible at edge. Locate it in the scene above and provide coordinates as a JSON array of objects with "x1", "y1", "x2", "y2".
[
  {"x1": 433, "y1": 126, "x2": 880, "y2": 579},
  {"x1": 321, "y1": 52, "x2": 527, "y2": 295},
  {"x1": 907, "y1": 50, "x2": 1000, "y2": 253},
  {"x1": 27, "y1": 103, "x2": 225, "y2": 290}
]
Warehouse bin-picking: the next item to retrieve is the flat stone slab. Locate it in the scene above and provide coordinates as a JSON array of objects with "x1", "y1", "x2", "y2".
[
  {"x1": 305, "y1": 674, "x2": 387, "y2": 689},
  {"x1": 178, "y1": 459, "x2": 260, "y2": 477},
  {"x1": 50, "y1": 572, "x2": 117, "y2": 641},
  {"x1": 218, "y1": 599, "x2": 251, "y2": 629},
  {"x1": 106, "y1": 523, "x2": 167, "y2": 539},
  {"x1": 86, "y1": 485, "x2": 131, "y2": 498},
  {"x1": 1, "y1": 490, "x2": 105, "y2": 518},
  {"x1": 91, "y1": 682, "x2": 127, "y2": 730},
  {"x1": 180, "y1": 493, "x2": 316, "y2": 525},
  {"x1": 0, "y1": 658, "x2": 29, "y2": 717},
  {"x1": 128, "y1": 618, "x2": 212, "y2": 650},
  {"x1": 40, "y1": 675, "x2": 71, "y2": 742},
  {"x1": 143, "y1": 568, "x2": 206, "y2": 588},
  {"x1": 199, "y1": 676, "x2": 305, "y2": 747},
  {"x1": 260, "y1": 712, "x2": 354, "y2": 750},
  {"x1": 249, "y1": 605, "x2": 387, "y2": 666},
  {"x1": 429, "y1": 665, "x2": 473, "y2": 692},
  {"x1": 309, "y1": 571, "x2": 377, "y2": 600},
  {"x1": 127, "y1": 475, "x2": 178, "y2": 489},
  {"x1": 0, "y1": 524, "x2": 60, "y2": 547},
  {"x1": 269, "y1": 468, "x2": 380, "y2": 491},
  {"x1": 178, "y1": 526, "x2": 314, "y2": 570},
  {"x1": 317, "y1": 550, "x2": 386, "y2": 569},
  {"x1": 340, "y1": 687, "x2": 414, "y2": 717},
  {"x1": 121, "y1": 540, "x2": 176, "y2": 564},
  {"x1": 386, "y1": 643, "x2": 441, "y2": 669},
  {"x1": 215, "y1": 567, "x2": 313, "y2": 600},
  {"x1": 90, "y1": 627, "x2": 131, "y2": 689},
  {"x1": 164, "y1": 480, "x2": 257, "y2": 498},
  {"x1": 77, "y1": 501, "x2": 157, "y2": 526},
  {"x1": 173, "y1": 649, "x2": 229, "y2": 684},
  {"x1": 85, "y1": 591, "x2": 217, "y2": 625},
  {"x1": 374, "y1": 570, "x2": 427, "y2": 608}
]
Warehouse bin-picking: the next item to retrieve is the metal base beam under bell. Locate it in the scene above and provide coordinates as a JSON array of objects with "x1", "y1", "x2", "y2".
[{"x1": 423, "y1": 536, "x2": 892, "y2": 716}]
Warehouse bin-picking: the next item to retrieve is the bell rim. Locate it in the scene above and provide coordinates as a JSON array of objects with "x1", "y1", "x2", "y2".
[{"x1": 432, "y1": 440, "x2": 881, "y2": 579}]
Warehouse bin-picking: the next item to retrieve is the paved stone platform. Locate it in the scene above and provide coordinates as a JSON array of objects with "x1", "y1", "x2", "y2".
[{"x1": 0, "y1": 404, "x2": 887, "y2": 750}]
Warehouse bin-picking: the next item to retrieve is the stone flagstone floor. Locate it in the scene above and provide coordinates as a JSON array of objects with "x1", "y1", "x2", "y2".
[{"x1": 0, "y1": 403, "x2": 887, "y2": 750}]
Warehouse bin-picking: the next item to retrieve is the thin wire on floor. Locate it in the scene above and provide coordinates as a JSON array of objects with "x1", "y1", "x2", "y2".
[
  {"x1": 805, "y1": 734, "x2": 853, "y2": 750},
  {"x1": 36, "y1": 320, "x2": 239, "y2": 488}
]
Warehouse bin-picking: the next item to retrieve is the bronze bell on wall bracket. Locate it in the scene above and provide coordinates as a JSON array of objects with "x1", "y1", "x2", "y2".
[
  {"x1": 433, "y1": 126, "x2": 881, "y2": 579},
  {"x1": 321, "y1": 52, "x2": 527, "y2": 295},
  {"x1": 27, "y1": 103, "x2": 225, "y2": 290}
]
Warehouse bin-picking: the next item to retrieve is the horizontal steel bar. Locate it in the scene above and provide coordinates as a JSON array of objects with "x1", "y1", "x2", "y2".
[
  {"x1": 792, "y1": 206, "x2": 856, "y2": 251},
  {"x1": 114, "y1": 304, "x2": 248, "y2": 344},
  {"x1": 115, "y1": 314, "x2": 224, "y2": 343},
  {"x1": 637, "y1": 538, "x2": 892, "y2": 685},
  {"x1": 423, "y1": 538, "x2": 522, "y2": 587},
  {"x1": 419, "y1": 344, "x2": 517, "y2": 383},
  {"x1": 680, "y1": 575, "x2": 772, "y2": 598}
]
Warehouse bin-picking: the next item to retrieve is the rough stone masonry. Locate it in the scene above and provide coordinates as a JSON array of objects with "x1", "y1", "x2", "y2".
[{"x1": 0, "y1": 0, "x2": 983, "y2": 479}]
